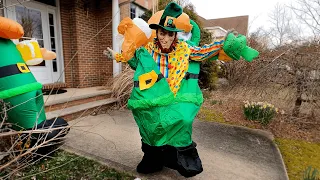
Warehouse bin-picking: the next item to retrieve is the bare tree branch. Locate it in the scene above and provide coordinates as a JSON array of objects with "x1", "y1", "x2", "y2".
[{"x1": 289, "y1": 0, "x2": 320, "y2": 36}]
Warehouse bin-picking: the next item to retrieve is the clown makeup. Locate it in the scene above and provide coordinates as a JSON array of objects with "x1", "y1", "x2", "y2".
[{"x1": 157, "y1": 28, "x2": 176, "y2": 50}]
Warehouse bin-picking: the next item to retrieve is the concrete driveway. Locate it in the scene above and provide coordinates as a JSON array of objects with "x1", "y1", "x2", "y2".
[{"x1": 63, "y1": 110, "x2": 288, "y2": 180}]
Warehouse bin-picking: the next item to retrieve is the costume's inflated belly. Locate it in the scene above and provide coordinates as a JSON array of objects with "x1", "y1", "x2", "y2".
[{"x1": 127, "y1": 47, "x2": 203, "y2": 147}]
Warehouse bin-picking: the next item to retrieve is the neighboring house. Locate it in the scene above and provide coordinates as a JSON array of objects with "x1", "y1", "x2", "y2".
[
  {"x1": 119, "y1": 0, "x2": 153, "y2": 20},
  {"x1": 0, "y1": 0, "x2": 153, "y2": 90},
  {"x1": 198, "y1": 15, "x2": 249, "y2": 39}
]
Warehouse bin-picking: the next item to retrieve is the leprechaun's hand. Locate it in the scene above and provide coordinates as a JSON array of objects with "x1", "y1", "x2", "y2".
[
  {"x1": 222, "y1": 32, "x2": 259, "y2": 62},
  {"x1": 104, "y1": 47, "x2": 126, "y2": 62},
  {"x1": 40, "y1": 48, "x2": 56, "y2": 60},
  {"x1": 104, "y1": 47, "x2": 116, "y2": 60},
  {"x1": 224, "y1": 29, "x2": 239, "y2": 41}
]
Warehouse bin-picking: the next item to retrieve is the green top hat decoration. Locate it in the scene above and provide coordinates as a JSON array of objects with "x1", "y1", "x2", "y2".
[{"x1": 149, "y1": 2, "x2": 183, "y2": 32}]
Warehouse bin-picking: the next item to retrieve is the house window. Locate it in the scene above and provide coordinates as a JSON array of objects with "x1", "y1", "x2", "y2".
[
  {"x1": 35, "y1": 0, "x2": 56, "y2": 6},
  {"x1": 130, "y1": 4, "x2": 136, "y2": 19},
  {"x1": 48, "y1": 13, "x2": 57, "y2": 72}
]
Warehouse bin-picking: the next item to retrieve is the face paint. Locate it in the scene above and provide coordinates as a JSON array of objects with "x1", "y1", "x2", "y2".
[{"x1": 157, "y1": 28, "x2": 176, "y2": 49}]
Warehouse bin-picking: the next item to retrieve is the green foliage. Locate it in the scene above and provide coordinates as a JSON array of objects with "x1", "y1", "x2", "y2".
[
  {"x1": 303, "y1": 166, "x2": 319, "y2": 180},
  {"x1": 199, "y1": 61, "x2": 220, "y2": 90},
  {"x1": 211, "y1": 99, "x2": 222, "y2": 105},
  {"x1": 243, "y1": 101, "x2": 278, "y2": 125},
  {"x1": 140, "y1": 9, "x2": 152, "y2": 21},
  {"x1": 10, "y1": 150, "x2": 135, "y2": 179},
  {"x1": 275, "y1": 139, "x2": 320, "y2": 180},
  {"x1": 198, "y1": 108, "x2": 225, "y2": 123},
  {"x1": 158, "y1": 0, "x2": 171, "y2": 10},
  {"x1": 202, "y1": 90, "x2": 211, "y2": 99},
  {"x1": 199, "y1": 28, "x2": 212, "y2": 45}
]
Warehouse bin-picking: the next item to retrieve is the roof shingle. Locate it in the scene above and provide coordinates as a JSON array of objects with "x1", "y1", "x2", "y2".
[{"x1": 198, "y1": 15, "x2": 249, "y2": 35}]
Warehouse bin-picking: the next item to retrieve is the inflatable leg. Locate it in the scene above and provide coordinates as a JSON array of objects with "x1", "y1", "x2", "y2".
[
  {"x1": 175, "y1": 142, "x2": 203, "y2": 177},
  {"x1": 136, "y1": 142, "x2": 164, "y2": 174}
]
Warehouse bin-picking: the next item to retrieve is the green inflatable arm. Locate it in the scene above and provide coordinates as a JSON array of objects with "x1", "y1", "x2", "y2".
[
  {"x1": 187, "y1": 20, "x2": 201, "y2": 46},
  {"x1": 183, "y1": 20, "x2": 259, "y2": 62},
  {"x1": 223, "y1": 32, "x2": 259, "y2": 62}
]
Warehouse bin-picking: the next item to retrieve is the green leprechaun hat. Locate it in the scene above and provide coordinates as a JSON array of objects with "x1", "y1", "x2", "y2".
[{"x1": 149, "y1": 2, "x2": 183, "y2": 32}]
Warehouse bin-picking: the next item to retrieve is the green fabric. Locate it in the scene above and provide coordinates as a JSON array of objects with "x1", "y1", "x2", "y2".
[
  {"x1": 127, "y1": 48, "x2": 175, "y2": 109},
  {"x1": 223, "y1": 33, "x2": 259, "y2": 62},
  {"x1": 128, "y1": 47, "x2": 201, "y2": 147},
  {"x1": 0, "y1": 38, "x2": 25, "y2": 66},
  {"x1": 0, "y1": 82, "x2": 42, "y2": 99},
  {"x1": 176, "y1": 19, "x2": 203, "y2": 106},
  {"x1": 189, "y1": 20, "x2": 200, "y2": 46},
  {"x1": 132, "y1": 102, "x2": 198, "y2": 147},
  {"x1": 0, "y1": 71, "x2": 41, "y2": 93},
  {"x1": 127, "y1": 55, "x2": 138, "y2": 70},
  {"x1": 161, "y1": 2, "x2": 182, "y2": 20},
  {"x1": 175, "y1": 93, "x2": 203, "y2": 106},
  {"x1": 0, "y1": 38, "x2": 46, "y2": 130},
  {"x1": 0, "y1": 38, "x2": 39, "y2": 93},
  {"x1": 128, "y1": 91, "x2": 174, "y2": 109},
  {"x1": 149, "y1": 2, "x2": 183, "y2": 32},
  {"x1": 4, "y1": 89, "x2": 46, "y2": 130}
]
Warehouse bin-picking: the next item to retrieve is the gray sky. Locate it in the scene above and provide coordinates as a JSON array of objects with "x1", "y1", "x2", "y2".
[{"x1": 189, "y1": 0, "x2": 294, "y2": 33}]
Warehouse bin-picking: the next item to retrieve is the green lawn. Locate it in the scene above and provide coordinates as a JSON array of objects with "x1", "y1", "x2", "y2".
[
  {"x1": 13, "y1": 150, "x2": 136, "y2": 180},
  {"x1": 275, "y1": 139, "x2": 320, "y2": 180}
]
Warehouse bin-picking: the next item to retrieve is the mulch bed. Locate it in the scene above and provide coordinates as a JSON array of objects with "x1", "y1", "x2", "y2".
[{"x1": 199, "y1": 90, "x2": 320, "y2": 143}]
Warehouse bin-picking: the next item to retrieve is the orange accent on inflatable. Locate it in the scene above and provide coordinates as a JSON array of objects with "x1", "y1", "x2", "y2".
[
  {"x1": 118, "y1": 17, "x2": 149, "y2": 61},
  {"x1": 0, "y1": 16, "x2": 24, "y2": 39}
]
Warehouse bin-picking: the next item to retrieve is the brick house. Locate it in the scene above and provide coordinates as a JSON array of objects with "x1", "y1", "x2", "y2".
[
  {"x1": 199, "y1": 15, "x2": 249, "y2": 39},
  {"x1": 0, "y1": 0, "x2": 153, "y2": 89}
]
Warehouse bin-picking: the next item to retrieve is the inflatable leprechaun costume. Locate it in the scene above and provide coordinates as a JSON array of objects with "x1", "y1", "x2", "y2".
[
  {"x1": 0, "y1": 17, "x2": 69, "y2": 157},
  {"x1": 107, "y1": 2, "x2": 259, "y2": 177}
]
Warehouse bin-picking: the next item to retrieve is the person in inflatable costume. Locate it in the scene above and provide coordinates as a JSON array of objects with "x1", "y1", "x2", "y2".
[
  {"x1": 107, "y1": 2, "x2": 259, "y2": 177},
  {"x1": 0, "y1": 16, "x2": 69, "y2": 157}
]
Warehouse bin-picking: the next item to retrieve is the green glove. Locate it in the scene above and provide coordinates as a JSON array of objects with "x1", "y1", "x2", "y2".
[{"x1": 223, "y1": 33, "x2": 259, "y2": 62}]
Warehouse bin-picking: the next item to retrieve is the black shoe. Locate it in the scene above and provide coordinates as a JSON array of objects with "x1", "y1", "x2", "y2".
[
  {"x1": 136, "y1": 142, "x2": 164, "y2": 174},
  {"x1": 166, "y1": 142, "x2": 203, "y2": 178},
  {"x1": 163, "y1": 145, "x2": 178, "y2": 170}
]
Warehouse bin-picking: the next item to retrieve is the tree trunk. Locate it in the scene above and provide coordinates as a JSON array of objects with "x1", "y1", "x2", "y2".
[{"x1": 292, "y1": 72, "x2": 303, "y2": 117}]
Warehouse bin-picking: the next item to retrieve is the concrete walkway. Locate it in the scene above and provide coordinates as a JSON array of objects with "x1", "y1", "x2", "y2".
[{"x1": 63, "y1": 110, "x2": 288, "y2": 180}]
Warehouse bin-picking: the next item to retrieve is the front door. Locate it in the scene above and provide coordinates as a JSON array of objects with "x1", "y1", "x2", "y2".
[{"x1": 4, "y1": 0, "x2": 63, "y2": 85}]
